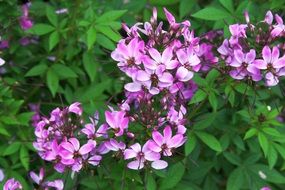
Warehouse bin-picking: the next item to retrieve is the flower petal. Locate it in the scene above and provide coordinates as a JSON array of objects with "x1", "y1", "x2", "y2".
[
  {"x1": 151, "y1": 160, "x2": 168, "y2": 169},
  {"x1": 245, "y1": 49, "x2": 256, "y2": 63},
  {"x1": 127, "y1": 160, "x2": 144, "y2": 170},
  {"x1": 124, "y1": 82, "x2": 142, "y2": 92},
  {"x1": 152, "y1": 131, "x2": 164, "y2": 146},
  {"x1": 149, "y1": 48, "x2": 161, "y2": 63},
  {"x1": 262, "y1": 46, "x2": 271, "y2": 63},
  {"x1": 253, "y1": 60, "x2": 267, "y2": 69},
  {"x1": 273, "y1": 57, "x2": 285, "y2": 69}
]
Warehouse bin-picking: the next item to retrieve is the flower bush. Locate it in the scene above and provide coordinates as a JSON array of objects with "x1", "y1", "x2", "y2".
[{"x1": 1, "y1": 0, "x2": 285, "y2": 190}]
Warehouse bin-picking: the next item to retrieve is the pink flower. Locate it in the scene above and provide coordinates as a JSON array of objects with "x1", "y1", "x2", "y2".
[
  {"x1": 111, "y1": 38, "x2": 145, "y2": 77},
  {"x1": 68, "y1": 102, "x2": 82, "y2": 115},
  {"x1": 253, "y1": 46, "x2": 285, "y2": 86},
  {"x1": 59, "y1": 138, "x2": 95, "y2": 172},
  {"x1": 124, "y1": 142, "x2": 167, "y2": 170},
  {"x1": 30, "y1": 168, "x2": 44, "y2": 185},
  {"x1": 271, "y1": 14, "x2": 285, "y2": 37},
  {"x1": 3, "y1": 178, "x2": 22, "y2": 190},
  {"x1": 144, "y1": 47, "x2": 178, "y2": 70},
  {"x1": 136, "y1": 65, "x2": 174, "y2": 90},
  {"x1": 104, "y1": 138, "x2": 126, "y2": 152},
  {"x1": 105, "y1": 110, "x2": 129, "y2": 136},
  {"x1": 45, "y1": 180, "x2": 64, "y2": 190},
  {"x1": 176, "y1": 47, "x2": 200, "y2": 81},
  {"x1": 229, "y1": 49, "x2": 262, "y2": 81},
  {"x1": 264, "y1": 11, "x2": 273, "y2": 25},
  {"x1": 19, "y1": 4, "x2": 33, "y2": 30},
  {"x1": 147, "y1": 126, "x2": 185, "y2": 156},
  {"x1": 261, "y1": 187, "x2": 271, "y2": 190}
]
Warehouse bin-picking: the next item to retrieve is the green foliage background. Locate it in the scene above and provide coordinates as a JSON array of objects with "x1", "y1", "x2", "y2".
[{"x1": 0, "y1": 0, "x2": 285, "y2": 189}]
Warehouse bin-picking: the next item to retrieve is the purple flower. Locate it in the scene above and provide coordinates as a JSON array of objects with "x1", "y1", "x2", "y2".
[
  {"x1": 147, "y1": 126, "x2": 185, "y2": 156},
  {"x1": 30, "y1": 168, "x2": 44, "y2": 185},
  {"x1": 176, "y1": 47, "x2": 200, "y2": 81},
  {"x1": 19, "y1": 4, "x2": 33, "y2": 30},
  {"x1": 59, "y1": 138, "x2": 95, "y2": 172},
  {"x1": 261, "y1": 187, "x2": 271, "y2": 190},
  {"x1": 0, "y1": 40, "x2": 9, "y2": 49},
  {"x1": 45, "y1": 180, "x2": 64, "y2": 190},
  {"x1": 271, "y1": 14, "x2": 285, "y2": 37},
  {"x1": 253, "y1": 46, "x2": 285, "y2": 86},
  {"x1": 144, "y1": 47, "x2": 177, "y2": 70},
  {"x1": 111, "y1": 38, "x2": 145, "y2": 77},
  {"x1": 105, "y1": 109, "x2": 129, "y2": 136},
  {"x1": 104, "y1": 138, "x2": 126, "y2": 152},
  {"x1": 229, "y1": 49, "x2": 262, "y2": 81},
  {"x1": 3, "y1": 178, "x2": 22, "y2": 190},
  {"x1": 68, "y1": 102, "x2": 82, "y2": 115},
  {"x1": 124, "y1": 142, "x2": 167, "y2": 170},
  {"x1": 264, "y1": 11, "x2": 273, "y2": 25}
]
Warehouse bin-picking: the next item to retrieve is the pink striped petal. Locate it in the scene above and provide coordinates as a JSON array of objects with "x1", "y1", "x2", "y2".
[
  {"x1": 262, "y1": 46, "x2": 271, "y2": 63},
  {"x1": 152, "y1": 131, "x2": 164, "y2": 146},
  {"x1": 127, "y1": 160, "x2": 144, "y2": 170},
  {"x1": 149, "y1": 48, "x2": 161, "y2": 63},
  {"x1": 253, "y1": 59, "x2": 267, "y2": 69}
]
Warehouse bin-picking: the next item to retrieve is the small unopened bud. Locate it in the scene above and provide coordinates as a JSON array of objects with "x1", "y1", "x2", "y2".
[
  {"x1": 267, "y1": 105, "x2": 271, "y2": 111},
  {"x1": 258, "y1": 171, "x2": 267, "y2": 179},
  {"x1": 127, "y1": 132, "x2": 135, "y2": 138},
  {"x1": 244, "y1": 11, "x2": 250, "y2": 23}
]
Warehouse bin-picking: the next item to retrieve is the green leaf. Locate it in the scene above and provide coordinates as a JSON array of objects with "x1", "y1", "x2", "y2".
[
  {"x1": 3, "y1": 142, "x2": 21, "y2": 156},
  {"x1": 52, "y1": 64, "x2": 77, "y2": 78},
  {"x1": 179, "y1": 0, "x2": 195, "y2": 18},
  {"x1": 27, "y1": 24, "x2": 55, "y2": 35},
  {"x1": 206, "y1": 69, "x2": 220, "y2": 84},
  {"x1": 219, "y1": 0, "x2": 234, "y2": 12},
  {"x1": 96, "y1": 25, "x2": 121, "y2": 42},
  {"x1": 195, "y1": 131, "x2": 222, "y2": 152},
  {"x1": 226, "y1": 168, "x2": 245, "y2": 190},
  {"x1": 49, "y1": 31, "x2": 60, "y2": 51},
  {"x1": 223, "y1": 152, "x2": 241, "y2": 166},
  {"x1": 96, "y1": 10, "x2": 127, "y2": 23},
  {"x1": 193, "y1": 112, "x2": 217, "y2": 130},
  {"x1": 244, "y1": 128, "x2": 257, "y2": 140},
  {"x1": 97, "y1": 34, "x2": 115, "y2": 50},
  {"x1": 159, "y1": 162, "x2": 185, "y2": 190},
  {"x1": 83, "y1": 52, "x2": 97, "y2": 82},
  {"x1": 192, "y1": 7, "x2": 230, "y2": 21},
  {"x1": 263, "y1": 127, "x2": 281, "y2": 137},
  {"x1": 274, "y1": 143, "x2": 285, "y2": 159},
  {"x1": 258, "y1": 133, "x2": 269, "y2": 157},
  {"x1": 46, "y1": 69, "x2": 59, "y2": 97},
  {"x1": 267, "y1": 145, "x2": 278, "y2": 169},
  {"x1": 208, "y1": 92, "x2": 218, "y2": 111},
  {"x1": 25, "y1": 64, "x2": 48, "y2": 77},
  {"x1": 249, "y1": 164, "x2": 285, "y2": 184},
  {"x1": 20, "y1": 146, "x2": 29, "y2": 171},
  {"x1": 147, "y1": 174, "x2": 156, "y2": 190},
  {"x1": 185, "y1": 134, "x2": 196, "y2": 156},
  {"x1": 0, "y1": 123, "x2": 10, "y2": 136},
  {"x1": 46, "y1": 5, "x2": 58, "y2": 26},
  {"x1": 189, "y1": 89, "x2": 207, "y2": 104},
  {"x1": 86, "y1": 26, "x2": 97, "y2": 50}
]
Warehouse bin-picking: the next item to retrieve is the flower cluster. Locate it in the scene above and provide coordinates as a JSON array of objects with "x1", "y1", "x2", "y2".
[
  {"x1": 218, "y1": 11, "x2": 285, "y2": 86},
  {"x1": 33, "y1": 102, "x2": 102, "y2": 173}
]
